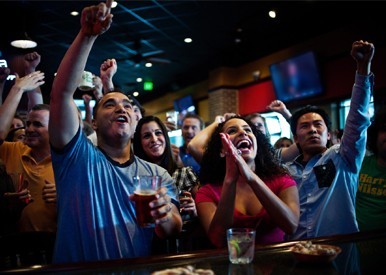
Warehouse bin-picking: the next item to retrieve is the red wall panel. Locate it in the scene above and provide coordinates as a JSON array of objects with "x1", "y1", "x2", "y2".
[{"x1": 239, "y1": 81, "x2": 276, "y2": 115}]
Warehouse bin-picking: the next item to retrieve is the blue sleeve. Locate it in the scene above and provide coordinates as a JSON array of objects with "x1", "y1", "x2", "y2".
[{"x1": 340, "y1": 72, "x2": 374, "y2": 172}]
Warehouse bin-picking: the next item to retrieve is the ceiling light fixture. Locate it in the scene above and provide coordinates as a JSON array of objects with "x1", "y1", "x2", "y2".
[{"x1": 10, "y1": 32, "x2": 37, "y2": 49}]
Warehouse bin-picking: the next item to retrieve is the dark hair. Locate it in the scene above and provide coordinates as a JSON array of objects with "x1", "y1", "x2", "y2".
[
  {"x1": 92, "y1": 90, "x2": 144, "y2": 118},
  {"x1": 244, "y1": 112, "x2": 270, "y2": 138},
  {"x1": 290, "y1": 105, "x2": 331, "y2": 135},
  {"x1": 31, "y1": 104, "x2": 50, "y2": 112},
  {"x1": 13, "y1": 114, "x2": 26, "y2": 128},
  {"x1": 199, "y1": 115, "x2": 288, "y2": 185},
  {"x1": 133, "y1": 116, "x2": 178, "y2": 175},
  {"x1": 367, "y1": 107, "x2": 386, "y2": 155},
  {"x1": 274, "y1": 137, "x2": 293, "y2": 149},
  {"x1": 128, "y1": 95, "x2": 146, "y2": 117},
  {"x1": 181, "y1": 113, "x2": 205, "y2": 130}
]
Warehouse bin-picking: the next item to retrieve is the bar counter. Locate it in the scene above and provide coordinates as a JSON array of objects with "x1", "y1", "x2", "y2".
[{"x1": 2, "y1": 229, "x2": 386, "y2": 274}]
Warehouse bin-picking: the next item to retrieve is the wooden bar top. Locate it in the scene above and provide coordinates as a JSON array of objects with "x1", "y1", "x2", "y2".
[{"x1": 1, "y1": 229, "x2": 386, "y2": 274}]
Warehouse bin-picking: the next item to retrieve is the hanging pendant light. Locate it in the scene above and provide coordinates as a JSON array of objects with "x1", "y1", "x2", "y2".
[{"x1": 10, "y1": 32, "x2": 37, "y2": 49}]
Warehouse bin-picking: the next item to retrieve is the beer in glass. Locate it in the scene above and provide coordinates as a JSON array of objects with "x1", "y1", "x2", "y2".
[{"x1": 133, "y1": 175, "x2": 161, "y2": 227}]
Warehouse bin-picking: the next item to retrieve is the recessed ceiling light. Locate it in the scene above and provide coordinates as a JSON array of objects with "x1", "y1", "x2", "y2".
[
  {"x1": 136, "y1": 77, "x2": 143, "y2": 82},
  {"x1": 269, "y1": 10, "x2": 276, "y2": 19},
  {"x1": 112, "y1": 1, "x2": 118, "y2": 8},
  {"x1": 184, "y1": 38, "x2": 192, "y2": 43},
  {"x1": 71, "y1": 11, "x2": 79, "y2": 16},
  {"x1": 145, "y1": 62, "x2": 152, "y2": 67},
  {"x1": 133, "y1": 91, "x2": 139, "y2": 97}
]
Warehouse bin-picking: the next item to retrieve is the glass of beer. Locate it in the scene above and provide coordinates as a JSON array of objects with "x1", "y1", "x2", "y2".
[{"x1": 133, "y1": 175, "x2": 161, "y2": 227}]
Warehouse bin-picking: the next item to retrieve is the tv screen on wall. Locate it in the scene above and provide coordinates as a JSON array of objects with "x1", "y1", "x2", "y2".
[{"x1": 269, "y1": 51, "x2": 324, "y2": 103}]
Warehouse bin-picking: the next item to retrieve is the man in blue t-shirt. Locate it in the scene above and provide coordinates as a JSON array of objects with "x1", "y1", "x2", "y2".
[{"x1": 49, "y1": 0, "x2": 182, "y2": 264}]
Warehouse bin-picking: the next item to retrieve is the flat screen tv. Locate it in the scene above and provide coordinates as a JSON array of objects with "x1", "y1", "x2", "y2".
[
  {"x1": 269, "y1": 51, "x2": 323, "y2": 103},
  {"x1": 173, "y1": 95, "x2": 196, "y2": 127}
]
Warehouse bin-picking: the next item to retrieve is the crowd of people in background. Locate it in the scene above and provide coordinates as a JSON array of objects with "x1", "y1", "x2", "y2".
[{"x1": 0, "y1": 0, "x2": 383, "y2": 270}]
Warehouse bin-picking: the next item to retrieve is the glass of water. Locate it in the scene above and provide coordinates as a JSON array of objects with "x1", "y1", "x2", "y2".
[{"x1": 227, "y1": 228, "x2": 256, "y2": 264}]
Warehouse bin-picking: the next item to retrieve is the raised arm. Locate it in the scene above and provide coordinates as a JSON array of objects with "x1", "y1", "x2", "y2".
[
  {"x1": 100, "y1": 58, "x2": 117, "y2": 94},
  {"x1": 82, "y1": 93, "x2": 93, "y2": 125},
  {"x1": 0, "y1": 72, "x2": 44, "y2": 143},
  {"x1": 266, "y1": 100, "x2": 299, "y2": 162},
  {"x1": 266, "y1": 100, "x2": 292, "y2": 121},
  {"x1": 49, "y1": 0, "x2": 113, "y2": 149},
  {"x1": 187, "y1": 115, "x2": 225, "y2": 163},
  {"x1": 0, "y1": 67, "x2": 10, "y2": 105},
  {"x1": 24, "y1": 52, "x2": 44, "y2": 110},
  {"x1": 340, "y1": 40, "x2": 374, "y2": 171}
]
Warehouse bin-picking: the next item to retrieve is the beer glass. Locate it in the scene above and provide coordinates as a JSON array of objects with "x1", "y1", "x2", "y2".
[{"x1": 133, "y1": 175, "x2": 161, "y2": 227}]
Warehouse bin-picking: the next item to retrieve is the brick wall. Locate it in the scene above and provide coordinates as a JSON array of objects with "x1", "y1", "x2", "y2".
[{"x1": 208, "y1": 88, "x2": 238, "y2": 121}]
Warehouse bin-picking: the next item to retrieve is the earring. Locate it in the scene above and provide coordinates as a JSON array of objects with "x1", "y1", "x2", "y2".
[{"x1": 220, "y1": 151, "x2": 229, "y2": 158}]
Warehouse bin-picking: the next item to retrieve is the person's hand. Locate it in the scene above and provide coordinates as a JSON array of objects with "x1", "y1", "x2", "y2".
[
  {"x1": 214, "y1": 113, "x2": 237, "y2": 125},
  {"x1": 351, "y1": 40, "x2": 374, "y2": 76},
  {"x1": 179, "y1": 191, "x2": 197, "y2": 217},
  {"x1": 100, "y1": 59, "x2": 117, "y2": 81},
  {"x1": 220, "y1": 133, "x2": 240, "y2": 183},
  {"x1": 4, "y1": 188, "x2": 33, "y2": 204},
  {"x1": 100, "y1": 58, "x2": 117, "y2": 93},
  {"x1": 220, "y1": 132, "x2": 257, "y2": 184},
  {"x1": 82, "y1": 93, "x2": 92, "y2": 106},
  {"x1": 150, "y1": 186, "x2": 175, "y2": 225},
  {"x1": 42, "y1": 180, "x2": 57, "y2": 203},
  {"x1": 24, "y1": 52, "x2": 41, "y2": 74},
  {"x1": 4, "y1": 174, "x2": 32, "y2": 204},
  {"x1": 0, "y1": 67, "x2": 10, "y2": 84},
  {"x1": 164, "y1": 118, "x2": 177, "y2": 131},
  {"x1": 223, "y1": 113, "x2": 237, "y2": 120},
  {"x1": 12, "y1": 71, "x2": 45, "y2": 93},
  {"x1": 214, "y1": 115, "x2": 225, "y2": 124},
  {"x1": 351, "y1": 40, "x2": 374, "y2": 63},
  {"x1": 171, "y1": 144, "x2": 184, "y2": 168},
  {"x1": 80, "y1": 0, "x2": 113, "y2": 37},
  {"x1": 266, "y1": 100, "x2": 292, "y2": 120},
  {"x1": 129, "y1": 186, "x2": 175, "y2": 225}
]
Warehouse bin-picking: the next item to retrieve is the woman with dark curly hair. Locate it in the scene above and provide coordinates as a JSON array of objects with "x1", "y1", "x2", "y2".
[{"x1": 195, "y1": 115, "x2": 299, "y2": 248}]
